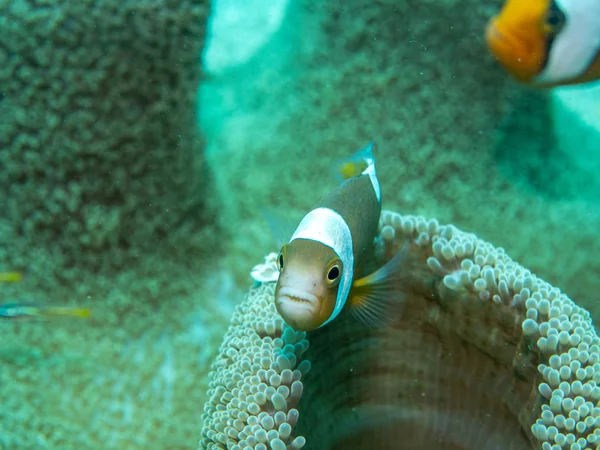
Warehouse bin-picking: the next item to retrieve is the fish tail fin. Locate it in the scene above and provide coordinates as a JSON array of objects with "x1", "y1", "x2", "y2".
[
  {"x1": 68, "y1": 308, "x2": 91, "y2": 318},
  {"x1": 43, "y1": 307, "x2": 91, "y2": 318},
  {"x1": 332, "y1": 141, "x2": 376, "y2": 182},
  {"x1": 348, "y1": 243, "x2": 411, "y2": 327},
  {"x1": 0, "y1": 271, "x2": 23, "y2": 283}
]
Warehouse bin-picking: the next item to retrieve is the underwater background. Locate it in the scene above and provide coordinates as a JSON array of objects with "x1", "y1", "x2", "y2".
[{"x1": 1, "y1": 0, "x2": 599, "y2": 449}]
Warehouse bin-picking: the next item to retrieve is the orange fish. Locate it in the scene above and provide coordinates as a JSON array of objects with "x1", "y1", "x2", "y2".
[{"x1": 485, "y1": 0, "x2": 600, "y2": 87}]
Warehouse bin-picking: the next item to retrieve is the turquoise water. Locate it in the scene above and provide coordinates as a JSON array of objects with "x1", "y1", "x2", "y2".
[{"x1": 1, "y1": 0, "x2": 599, "y2": 449}]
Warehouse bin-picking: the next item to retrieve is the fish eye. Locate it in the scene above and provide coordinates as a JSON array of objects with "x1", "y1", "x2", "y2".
[
  {"x1": 543, "y1": 3, "x2": 566, "y2": 35},
  {"x1": 328, "y1": 266, "x2": 340, "y2": 280},
  {"x1": 277, "y1": 251, "x2": 284, "y2": 271},
  {"x1": 326, "y1": 263, "x2": 342, "y2": 287}
]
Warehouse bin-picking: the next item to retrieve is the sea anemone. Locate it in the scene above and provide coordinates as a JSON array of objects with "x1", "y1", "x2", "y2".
[
  {"x1": 200, "y1": 283, "x2": 310, "y2": 450},
  {"x1": 201, "y1": 210, "x2": 600, "y2": 449}
]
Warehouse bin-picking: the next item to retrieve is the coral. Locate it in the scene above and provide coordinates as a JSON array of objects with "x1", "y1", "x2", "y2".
[
  {"x1": 0, "y1": 2, "x2": 229, "y2": 446},
  {"x1": 201, "y1": 0, "x2": 600, "y2": 320},
  {"x1": 0, "y1": 0, "x2": 213, "y2": 284},
  {"x1": 199, "y1": 283, "x2": 310, "y2": 450},
  {"x1": 204, "y1": 210, "x2": 600, "y2": 449},
  {"x1": 0, "y1": 266, "x2": 238, "y2": 450}
]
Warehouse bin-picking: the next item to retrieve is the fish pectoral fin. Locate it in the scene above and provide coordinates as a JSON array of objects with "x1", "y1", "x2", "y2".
[
  {"x1": 261, "y1": 208, "x2": 302, "y2": 249},
  {"x1": 348, "y1": 288, "x2": 402, "y2": 327},
  {"x1": 348, "y1": 243, "x2": 411, "y2": 327}
]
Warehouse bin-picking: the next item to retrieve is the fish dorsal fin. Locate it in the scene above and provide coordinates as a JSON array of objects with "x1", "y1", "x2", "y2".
[
  {"x1": 332, "y1": 141, "x2": 375, "y2": 182},
  {"x1": 348, "y1": 243, "x2": 411, "y2": 327}
]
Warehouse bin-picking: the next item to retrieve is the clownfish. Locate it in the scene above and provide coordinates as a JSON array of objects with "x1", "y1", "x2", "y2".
[
  {"x1": 274, "y1": 142, "x2": 409, "y2": 332},
  {"x1": 485, "y1": 0, "x2": 600, "y2": 87}
]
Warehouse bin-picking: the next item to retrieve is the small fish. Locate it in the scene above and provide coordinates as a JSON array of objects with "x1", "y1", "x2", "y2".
[
  {"x1": 274, "y1": 142, "x2": 408, "y2": 332},
  {"x1": 0, "y1": 272, "x2": 23, "y2": 283},
  {"x1": 485, "y1": 0, "x2": 600, "y2": 87},
  {"x1": 0, "y1": 302, "x2": 91, "y2": 321}
]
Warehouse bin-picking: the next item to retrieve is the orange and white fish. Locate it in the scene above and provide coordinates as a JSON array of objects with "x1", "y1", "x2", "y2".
[
  {"x1": 0, "y1": 302, "x2": 91, "y2": 321},
  {"x1": 274, "y1": 142, "x2": 408, "y2": 332},
  {"x1": 485, "y1": 0, "x2": 600, "y2": 86}
]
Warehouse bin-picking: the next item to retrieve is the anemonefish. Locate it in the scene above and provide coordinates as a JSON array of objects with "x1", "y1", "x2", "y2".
[
  {"x1": 485, "y1": 0, "x2": 600, "y2": 86},
  {"x1": 274, "y1": 142, "x2": 408, "y2": 332}
]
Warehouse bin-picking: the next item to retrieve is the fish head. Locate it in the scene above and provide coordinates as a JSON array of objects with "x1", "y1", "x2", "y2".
[
  {"x1": 275, "y1": 239, "x2": 344, "y2": 332},
  {"x1": 487, "y1": 0, "x2": 600, "y2": 86},
  {"x1": 486, "y1": 0, "x2": 559, "y2": 83}
]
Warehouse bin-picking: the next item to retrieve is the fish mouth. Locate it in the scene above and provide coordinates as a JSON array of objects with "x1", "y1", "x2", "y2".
[
  {"x1": 276, "y1": 287, "x2": 318, "y2": 310},
  {"x1": 485, "y1": 20, "x2": 517, "y2": 65},
  {"x1": 485, "y1": 19, "x2": 540, "y2": 82},
  {"x1": 275, "y1": 287, "x2": 319, "y2": 328},
  {"x1": 485, "y1": 19, "x2": 504, "y2": 41}
]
